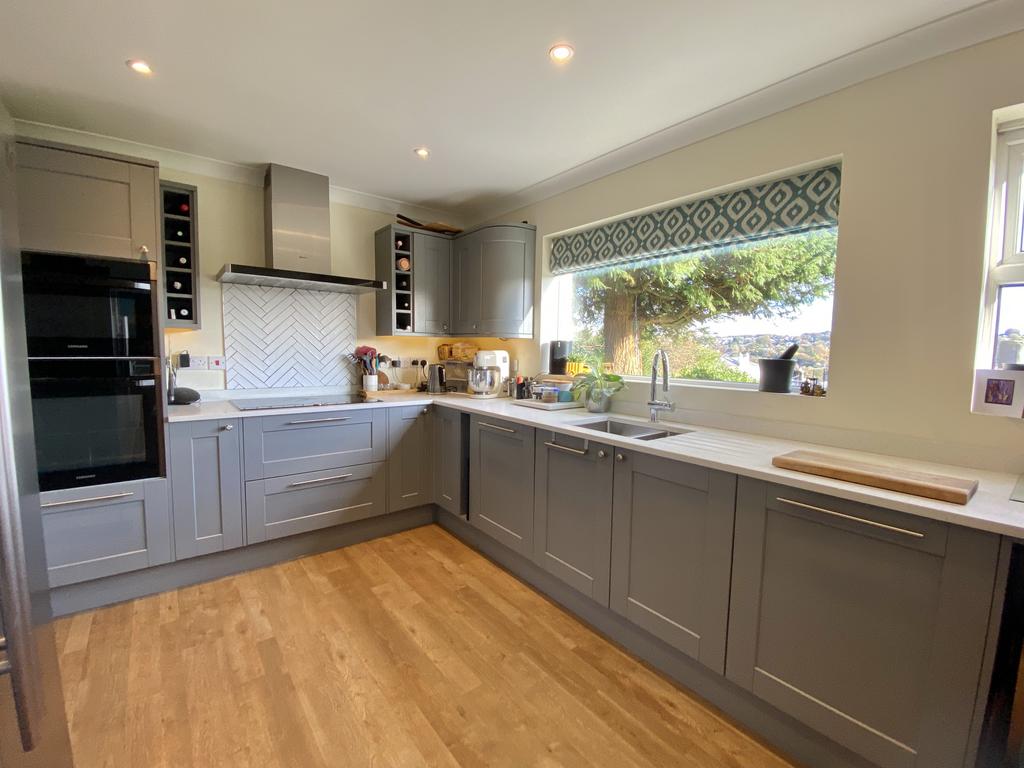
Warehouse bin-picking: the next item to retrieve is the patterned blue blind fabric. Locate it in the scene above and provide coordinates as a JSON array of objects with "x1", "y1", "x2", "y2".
[{"x1": 549, "y1": 164, "x2": 841, "y2": 274}]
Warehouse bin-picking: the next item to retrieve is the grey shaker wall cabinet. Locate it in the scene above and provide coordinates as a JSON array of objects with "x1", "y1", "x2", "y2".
[
  {"x1": 452, "y1": 228, "x2": 482, "y2": 334},
  {"x1": 469, "y1": 414, "x2": 535, "y2": 556},
  {"x1": 386, "y1": 405, "x2": 434, "y2": 513},
  {"x1": 609, "y1": 450, "x2": 736, "y2": 674},
  {"x1": 412, "y1": 232, "x2": 452, "y2": 335},
  {"x1": 245, "y1": 462, "x2": 387, "y2": 543},
  {"x1": 15, "y1": 140, "x2": 158, "y2": 261},
  {"x1": 39, "y1": 478, "x2": 172, "y2": 587},
  {"x1": 533, "y1": 430, "x2": 614, "y2": 605},
  {"x1": 374, "y1": 223, "x2": 535, "y2": 338},
  {"x1": 169, "y1": 419, "x2": 244, "y2": 560},
  {"x1": 454, "y1": 225, "x2": 535, "y2": 337},
  {"x1": 727, "y1": 479, "x2": 1000, "y2": 768},
  {"x1": 433, "y1": 406, "x2": 468, "y2": 518},
  {"x1": 242, "y1": 408, "x2": 386, "y2": 480}
]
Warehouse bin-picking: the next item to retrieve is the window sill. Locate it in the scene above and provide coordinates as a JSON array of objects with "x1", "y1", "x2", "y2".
[{"x1": 620, "y1": 376, "x2": 820, "y2": 397}]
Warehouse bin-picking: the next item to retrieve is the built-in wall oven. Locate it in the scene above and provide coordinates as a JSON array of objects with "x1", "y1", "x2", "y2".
[
  {"x1": 21, "y1": 251, "x2": 156, "y2": 358},
  {"x1": 21, "y1": 252, "x2": 163, "y2": 491}
]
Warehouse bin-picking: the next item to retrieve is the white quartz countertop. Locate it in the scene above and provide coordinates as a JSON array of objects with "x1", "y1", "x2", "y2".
[{"x1": 167, "y1": 392, "x2": 1024, "y2": 538}]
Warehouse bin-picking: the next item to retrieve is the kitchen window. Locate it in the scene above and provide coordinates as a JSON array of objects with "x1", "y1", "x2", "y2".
[
  {"x1": 550, "y1": 164, "x2": 841, "y2": 386},
  {"x1": 980, "y1": 123, "x2": 1024, "y2": 369}
]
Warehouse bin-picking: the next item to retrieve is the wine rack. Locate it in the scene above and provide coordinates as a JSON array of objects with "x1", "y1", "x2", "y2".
[
  {"x1": 160, "y1": 182, "x2": 201, "y2": 329},
  {"x1": 374, "y1": 225, "x2": 415, "y2": 334}
]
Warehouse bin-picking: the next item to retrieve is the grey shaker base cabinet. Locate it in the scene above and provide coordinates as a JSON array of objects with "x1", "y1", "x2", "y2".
[
  {"x1": 168, "y1": 419, "x2": 244, "y2": 560},
  {"x1": 242, "y1": 407, "x2": 386, "y2": 480},
  {"x1": 533, "y1": 430, "x2": 614, "y2": 605},
  {"x1": 727, "y1": 478, "x2": 1000, "y2": 768},
  {"x1": 40, "y1": 478, "x2": 171, "y2": 587},
  {"x1": 245, "y1": 462, "x2": 387, "y2": 543},
  {"x1": 387, "y1": 405, "x2": 434, "y2": 513},
  {"x1": 433, "y1": 406, "x2": 468, "y2": 517},
  {"x1": 469, "y1": 415, "x2": 535, "y2": 557},
  {"x1": 610, "y1": 450, "x2": 736, "y2": 674}
]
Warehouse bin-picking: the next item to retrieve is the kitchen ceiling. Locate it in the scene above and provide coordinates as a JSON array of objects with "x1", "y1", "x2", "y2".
[{"x1": 0, "y1": 0, "x2": 1012, "y2": 219}]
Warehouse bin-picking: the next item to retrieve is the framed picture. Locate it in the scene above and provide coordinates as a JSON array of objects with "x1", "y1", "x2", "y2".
[{"x1": 972, "y1": 369, "x2": 1024, "y2": 417}]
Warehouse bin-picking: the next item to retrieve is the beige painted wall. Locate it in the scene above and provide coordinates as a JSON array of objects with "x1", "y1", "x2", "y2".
[
  {"x1": 481, "y1": 31, "x2": 1024, "y2": 472},
  {"x1": 158, "y1": 170, "x2": 533, "y2": 387}
]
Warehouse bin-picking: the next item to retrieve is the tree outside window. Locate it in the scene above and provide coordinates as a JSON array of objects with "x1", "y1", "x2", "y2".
[{"x1": 569, "y1": 228, "x2": 838, "y2": 383}]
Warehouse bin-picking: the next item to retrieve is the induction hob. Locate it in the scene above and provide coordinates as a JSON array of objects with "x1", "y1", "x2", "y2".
[{"x1": 229, "y1": 394, "x2": 381, "y2": 410}]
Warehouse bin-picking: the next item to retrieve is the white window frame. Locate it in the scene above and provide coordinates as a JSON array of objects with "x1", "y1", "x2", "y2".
[{"x1": 980, "y1": 123, "x2": 1024, "y2": 367}]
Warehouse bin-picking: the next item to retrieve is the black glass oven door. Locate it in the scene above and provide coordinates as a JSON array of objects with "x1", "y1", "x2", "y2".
[
  {"x1": 28, "y1": 359, "x2": 162, "y2": 491},
  {"x1": 21, "y1": 252, "x2": 156, "y2": 358}
]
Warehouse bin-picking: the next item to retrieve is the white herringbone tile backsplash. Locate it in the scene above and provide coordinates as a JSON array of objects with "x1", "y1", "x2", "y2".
[{"x1": 222, "y1": 283, "x2": 357, "y2": 389}]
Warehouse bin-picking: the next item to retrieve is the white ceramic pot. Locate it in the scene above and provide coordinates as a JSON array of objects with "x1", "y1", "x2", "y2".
[{"x1": 362, "y1": 374, "x2": 379, "y2": 391}]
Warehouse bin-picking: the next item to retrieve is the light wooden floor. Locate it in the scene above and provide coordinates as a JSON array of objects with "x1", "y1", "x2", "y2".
[{"x1": 54, "y1": 525, "x2": 795, "y2": 768}]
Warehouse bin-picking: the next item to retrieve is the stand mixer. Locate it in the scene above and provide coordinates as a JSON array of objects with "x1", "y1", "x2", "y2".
[{"x1": 468, "y1": 350, "x2": 510, "y2": 399}]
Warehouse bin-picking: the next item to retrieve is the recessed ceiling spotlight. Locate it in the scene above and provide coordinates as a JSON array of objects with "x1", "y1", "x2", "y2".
[
  {"x1": 549, "y1": 43, "x2": 574, "y2": 63},
  {"x1": 413, "y1": 147, "x2": 430, "y2": 160},
  {"x1": 126, "y1": 59, "x2": 153, "y2": 76}
]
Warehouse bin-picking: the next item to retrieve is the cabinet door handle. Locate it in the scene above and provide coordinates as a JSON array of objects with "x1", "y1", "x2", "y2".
[
  {"x1": 775, "y1": 497, "x2": 924, "y2": 539},
  {"x1": 479, "y1": 421, "x2": 515, "y2": 434},
  {"x1": 544, "y1": 440, "x2": 587, "y2": 456},
  {"x1": 40, "y1": 491, "x2": 135, "y2": 509},
  {"x1": 615, "y1": 453, "x2": 626, "y2": 462},
  {"x1": 222, "y1": 424, "x2": 234, "y2": 431},
  {"x1": 597, "y1": 450, "x2": 607, "y2": 459},
  {"x1": 285, "y1": 416, "x2": 351, "y2": 425},
  {"x1": 287, "y1": 473, "x2": 354, "y2": 488},
  {"x1": 138, "y1": 245, "x2": 149, "y2": 256},
  {"x1": 421, "y1": 408, "x2": 429, "y2": 414}
]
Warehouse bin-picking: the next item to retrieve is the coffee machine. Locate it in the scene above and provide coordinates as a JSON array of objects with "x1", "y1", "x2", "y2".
[{"x1": 468, "y1": 350, "x2": 510, "y2": 399}]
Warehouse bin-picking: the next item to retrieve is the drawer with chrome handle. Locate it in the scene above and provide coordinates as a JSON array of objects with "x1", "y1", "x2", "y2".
[
  {"x1": 285, "y1": 416, "x2": 352, "y2": 426},
  {"x1": 776, "y1": 496, "x2": 925, "y2": 539},
  {"x1": 478, "y1": 420, "x2": 516, "y2": 434},
  {"x1": 40, "y1": 490, "x2": 136, "y2": 509},
  {"x1": 765, "y1": 483, "x2": 948, "y2": 555},
  {"x1": 286, "y1": 472, "x2": 354, "y2": 488}
]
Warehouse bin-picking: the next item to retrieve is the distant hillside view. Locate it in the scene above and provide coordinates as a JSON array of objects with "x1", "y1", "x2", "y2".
[
  {"x1": 571, "y1": 328, "x2": 830, "y2": 384},
  {"x1": 711, "y1": 331, "x2": 830, "y2": 383}
]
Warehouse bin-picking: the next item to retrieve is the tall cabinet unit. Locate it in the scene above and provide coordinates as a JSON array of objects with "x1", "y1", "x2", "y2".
[
  {"x1": 161, "y1": 181, "x2": 200, "y2": 328},
  {"x1": 15, "y1": 140, "x2": 159, "y2": 262}
]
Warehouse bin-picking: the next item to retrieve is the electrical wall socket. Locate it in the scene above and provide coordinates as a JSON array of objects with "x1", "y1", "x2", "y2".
[
  {"x1": 187, "y1": 354, "x2": 209, "y2": 370},
  {"x1": 209, "y1": 355, "x2": 225, "y2": 370}
]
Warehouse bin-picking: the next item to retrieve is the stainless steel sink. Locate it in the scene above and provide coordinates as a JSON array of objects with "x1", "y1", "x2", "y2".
[{"x1": 574, "y1": 418, "x2": 693, "y2": 441}]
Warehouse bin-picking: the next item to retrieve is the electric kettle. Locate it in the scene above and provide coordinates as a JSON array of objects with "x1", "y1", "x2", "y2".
[{"x1": 427, "y1": 364, "x2": 446, "y2": 394}]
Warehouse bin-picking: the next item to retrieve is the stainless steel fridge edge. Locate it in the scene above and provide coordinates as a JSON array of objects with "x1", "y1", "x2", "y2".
[{"x1": 0, "y1": 99, "x2": 74, "y2": 765}]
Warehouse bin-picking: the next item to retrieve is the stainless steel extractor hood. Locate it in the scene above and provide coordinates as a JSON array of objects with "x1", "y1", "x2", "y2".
[{"x1": 217, "y1": 163, "x2": 386, "y2": 294}]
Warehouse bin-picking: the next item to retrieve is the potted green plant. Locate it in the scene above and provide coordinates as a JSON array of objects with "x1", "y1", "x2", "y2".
[{"x1": 571, "y1": 366, "x2": 626, "y2": 413}]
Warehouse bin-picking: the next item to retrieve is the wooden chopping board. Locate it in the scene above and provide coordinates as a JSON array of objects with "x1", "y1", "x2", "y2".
[{"x1": 771, "y1": 450, "x2": 978, "y2": 505}]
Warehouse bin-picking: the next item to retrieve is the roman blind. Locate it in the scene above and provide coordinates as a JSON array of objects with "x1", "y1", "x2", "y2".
[{"x1": 549, "y1": 163, "x2": 841, "y2": 274}]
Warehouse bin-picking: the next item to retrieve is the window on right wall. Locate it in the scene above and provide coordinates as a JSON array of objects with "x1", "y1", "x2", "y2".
[{"x1": 981, "y1": 123, "x2": 1024, "y2": 370}]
